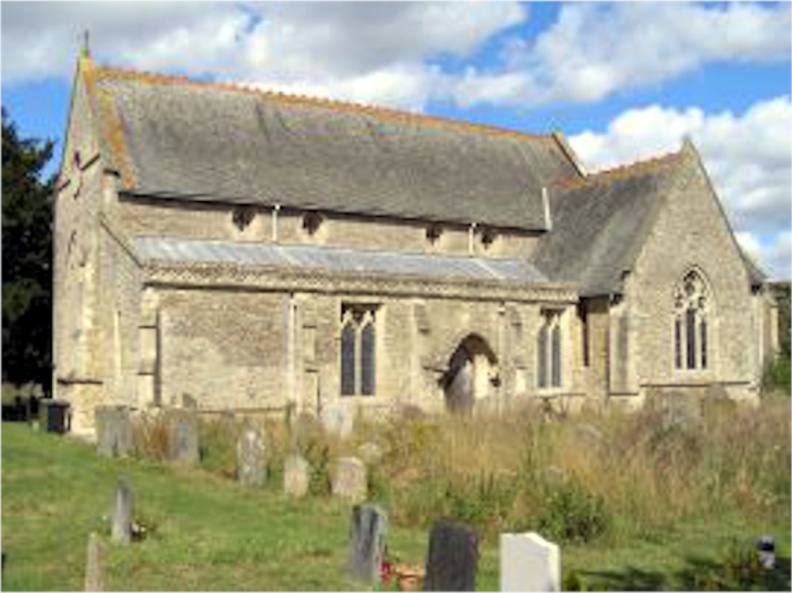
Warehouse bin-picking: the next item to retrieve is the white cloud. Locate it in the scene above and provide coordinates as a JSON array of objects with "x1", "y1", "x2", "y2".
[
  {"x1": 451, "y1": 2, "x2": 791, "y2": 107},
  {"x1": 568, "y1": 97, "x2": 792, "y2": 280},
  {"x1": 1, "y1": 2, "x2": 526, "y2": 109}
]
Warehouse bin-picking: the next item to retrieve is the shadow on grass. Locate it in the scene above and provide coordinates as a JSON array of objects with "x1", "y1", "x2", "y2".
[{"x1": 573, "y1": 554, "x2": 791, "y2": 591}]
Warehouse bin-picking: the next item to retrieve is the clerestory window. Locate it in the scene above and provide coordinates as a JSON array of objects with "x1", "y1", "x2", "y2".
[
  {"x1": 340, "y1": 305, "x2": 377, "y2": 396},
  {"x1": 674, "y1": 270, "x2": 709, "y2": 370}
]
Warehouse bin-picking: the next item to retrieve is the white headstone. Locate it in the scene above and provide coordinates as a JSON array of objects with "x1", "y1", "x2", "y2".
[
  {"x1": 320, "y1": 403, "x2": 354, "y2": 438},
  {"x1": 500, "y1": 532, "x2": 560, "y2": 592}
]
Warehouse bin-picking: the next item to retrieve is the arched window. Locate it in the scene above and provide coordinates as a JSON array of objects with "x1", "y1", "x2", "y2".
[
  {"x1": 538, "y1": 310, "x2": 562, "y2": 389},
  {"x1": 360, "y1": 321, "x2": 376, "y2": 396},
  {"x1": 551, "y1": 325, "x2": 562, "y2": 387},
  {"x1": 339, "y1": 305, "x2": 378, "y2": 396},
  {"x1": 674, "y1": 270, "x2": 709, "y2": 370},
  {"x1": 341, "y1": 321, "x2": 356, "y2": 396},
  {"x1": 537, "y1": 324, "x2": 548, "y2": 388}
]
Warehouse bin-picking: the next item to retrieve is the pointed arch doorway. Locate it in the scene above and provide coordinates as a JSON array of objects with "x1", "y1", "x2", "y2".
[{"x1": 441, "y1": 334, "x2": 498, "y2": 413}]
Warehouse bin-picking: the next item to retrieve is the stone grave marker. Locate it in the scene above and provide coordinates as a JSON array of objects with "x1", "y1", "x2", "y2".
[
  {"x1": 500, "y1": 532, "x2": 560, "y2": 592},
  {"x1": 84, "y1": 532, "x2": 105, "y2": 591},
  {"x1": 424, "y1": 520, "x2": 479, "y2": 591},
  {"x1": 348, "y1": 504, "x2": 388, "y2": 584},
  {"x1": 95, "y1": 406, "x2": 132, "y2": 458},
  {"x1": 332, "y1": 456, "x2": 367, "y2": 503},
  {"x1": 284, "y1": 454, "x2": 310, "y2": 498},
  {"x1": 321, "y1": 402, "x2": 354, "y2": 438},
  {"x1": 358, "y1": 442, "x2": 384, "y2": 466},
  {"x1": 237, "y1": 423, "x2": 265, "y2": 487},
  {"x1": 165, "y1": 408, "x2": 199, "y2": 465},
  {"x1": 111, "y1": 479, "x2": 134, "y2": 544}
]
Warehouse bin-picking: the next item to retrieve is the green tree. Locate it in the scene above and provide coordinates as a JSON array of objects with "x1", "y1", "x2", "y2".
[{"x1": 2, "y1": 109, "x2": 56, "y2": 394}]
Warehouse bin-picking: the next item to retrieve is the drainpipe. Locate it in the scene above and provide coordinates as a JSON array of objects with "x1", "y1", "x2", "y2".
[
  {"x1": 272, "y1": 204, "x2": 281, "y2": 243},
  {"x1": 468, "y1": 222, "x2": 477, "y2": 255}
]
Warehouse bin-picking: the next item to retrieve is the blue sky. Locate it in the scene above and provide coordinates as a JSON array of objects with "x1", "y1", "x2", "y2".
[{"x1": 2, "y1": 1, "x2": 790, "y2": 278}]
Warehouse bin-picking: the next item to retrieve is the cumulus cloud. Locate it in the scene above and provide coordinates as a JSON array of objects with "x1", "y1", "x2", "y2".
[
  {"x1": 568, "y1": 97, "x2": 792, "y2": 279},
  {"x1": 451, "y1": 2, "x2": 791, "y2": 107},
  {"x1": 1, "y1": 2, "x2": 526, "y2": 109}
]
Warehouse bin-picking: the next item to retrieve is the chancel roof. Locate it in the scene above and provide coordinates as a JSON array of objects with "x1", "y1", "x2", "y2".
[
  {"x1": 533, "y1": 150, "x2": 684, "y2": 297},
  {"x1": 85, "y1": 62, "x2": 581, "y2": 230}
]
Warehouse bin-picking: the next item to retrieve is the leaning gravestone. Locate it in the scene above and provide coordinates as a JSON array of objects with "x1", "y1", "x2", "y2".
[
  {"x1": 237, "y1": 424, "x2": 265, "y2": 487},
  {"x1": 84, "y1": 532, "x2": 105, "y2": 591},
  {"x1": 284, "y1": 454, "x2": 310, "y2": 498},
  {"x1": 95, "y1": 406, "x2": 132, "y2": 458},
  {"x1": 165, "y1": 408, "x2": 199, "y2": 465},
  {"x1": 500, "y1": 532, "x2": 560, "y2": 592},
  {"x1": 321, "y1": 402, "x2": 354, "y2": 438},
  {"x1": 348, "y1": 504, "x2": 388, "y2": 584},
  {"x1": 424, "y1": 520, "x2": 479, "y2": 591},
  {"x1": 332, "y1": 456, "x2": 367, "y2": 503},
  {"x1": 111, "y1": 479, "x2": 134, "y2": 544}
]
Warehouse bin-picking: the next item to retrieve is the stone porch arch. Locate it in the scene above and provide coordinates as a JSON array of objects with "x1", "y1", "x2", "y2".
[{"x1": 440, "y1": 333, "x2": 499, "y2": 413}]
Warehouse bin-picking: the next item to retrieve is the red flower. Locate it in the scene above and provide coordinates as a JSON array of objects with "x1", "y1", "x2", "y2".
[{"x1": 381, "y1": 560, "x2": 394, "y2": 584}]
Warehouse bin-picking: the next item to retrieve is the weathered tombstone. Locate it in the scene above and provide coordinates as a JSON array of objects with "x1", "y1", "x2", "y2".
[
  {"x1": 111, "y1": 479, "x2": 134, "y2": 544},
  {"x1": 332, "y1": 456, "x2": 367, "y2": 503},
  {"x1": 348, "y1": 504, "x2": 388, "y2": 584},
  {"x1": 423, "y1": 520, "x2": 479, "y2": 591},
  {"x1": 84, "y1": 532, "x2": 105, "y2": 591},
  {"x1": 659, "y1": 391, "x2": 702, "y2": 429},
  {"x1": 321, "y1": 402, "x2": 354, "y2": 438},
  {"x1": 236, "y1": 424, "x2": 265, "y2": 487},
  {"x1": 95, "y1": 406, "x2": 132, "y2": 458},
  {"x1": 358, "y1": 442, "x2": 384, "y2": 466},
  {"x1": 284, "y1": 454, "x2": 310, "y2": 498},
  {"x1": 165, "y1": 408, "x2": 199, "y2": 465},
  {"x1": 500, "y1": 532, "x2": 560, "y2": 592}
]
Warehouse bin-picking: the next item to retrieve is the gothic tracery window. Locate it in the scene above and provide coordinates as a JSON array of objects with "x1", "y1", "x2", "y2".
[
  {"x1": 340, "y1": 305, "x2": 377, "y2": 396},
  {"x1": 538, "y1": 310, "x2": 563, "y2": 388},
  {"x1": 674, "y1": 270, "x2": 709, "y2": 370}
]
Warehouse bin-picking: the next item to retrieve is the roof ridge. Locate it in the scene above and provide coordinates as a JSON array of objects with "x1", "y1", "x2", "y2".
[
  {"x1": 92, "y1": 64, "x2": 558, "y2": 143},
  {"x1": 551, "y1": 146, "x2": 686, "y2": 190}
]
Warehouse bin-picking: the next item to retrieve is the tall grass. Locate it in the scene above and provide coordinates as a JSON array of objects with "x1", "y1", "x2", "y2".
[
  {"x1": 348, "y1": 398, "x2": 791, "y2": 544},
  {"x1": 168, "y1": 397, "x2": 789, "y2": 548}
]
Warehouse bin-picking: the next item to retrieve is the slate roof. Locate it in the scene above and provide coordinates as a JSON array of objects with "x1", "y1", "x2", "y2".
[
  {"x1": 133, "y1": 236, "x2": 549, "y2": 284},
  {"x1": 532, "y1": 151, "x2": 682, "y2": 297},
  {"x1": 86, "y1": 62, "x2": 581, "y2": 230}
]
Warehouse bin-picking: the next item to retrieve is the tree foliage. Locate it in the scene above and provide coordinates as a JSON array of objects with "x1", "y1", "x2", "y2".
[{"x1": 2, "y1": 108, "x2": 55, "y2": 393}]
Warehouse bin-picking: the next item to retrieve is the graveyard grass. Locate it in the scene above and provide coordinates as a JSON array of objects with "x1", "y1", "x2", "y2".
[{"x1": 2, "y1": 396, "x2": 791, "y2": 591}]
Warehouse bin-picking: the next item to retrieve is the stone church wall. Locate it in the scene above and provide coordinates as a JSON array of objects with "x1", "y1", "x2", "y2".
[
  {"x1": 626, "y1": 150, "x2": 759, "y2": 402},
  {"x1": 53, "y1": 70, "x2": 110, "y2": 431},
  {"x1": 147, "y1": 281, "x2": 579, "y2": 415},
  {"x1": 116, "y1": 199, "x2": 540, "y2": 258}
]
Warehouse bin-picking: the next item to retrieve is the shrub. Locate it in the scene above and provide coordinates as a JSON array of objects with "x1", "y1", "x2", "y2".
[
  {"x1": 537, "y1": 478, "x2": 610, "y2": 543},
  {"x1": 198, "y1": 418, "x2": 239, "y2": 478},
  {"x1": 761, "y1": 354, "x2": 791, "y2": 395}
]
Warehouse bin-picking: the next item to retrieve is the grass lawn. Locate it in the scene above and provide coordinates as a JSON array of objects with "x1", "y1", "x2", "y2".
[{"x1": 2, "y1": 421, "x2": 789, "y2": 591}]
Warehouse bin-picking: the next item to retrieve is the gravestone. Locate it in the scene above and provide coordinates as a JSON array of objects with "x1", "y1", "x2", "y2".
[
  {"x1": 659, "y1": 391, "x2": 702, "y2": 429},
  {"x1": 321, "y1": 402, "x2": 354, "y2": 438},
  {"x1": 332, "y1": 456, "x2": 367, "y2": 503},
  {"x1": 500, "y1": 532, "x2": 560, "y2": 592},
  {"x1": 358, "y1": 442, "x2": 384, "y2": 466},
  {"x1": 165, "y1": 408, "x2": 199, "y2": 465},
  {"x1": 84, "y1": 532, "x2": 104, "y2": 591},
  {"x1": 111, "y1": 479, "x2": 134, "y2": 544},
  {"x1": 237, "y1": 424, "x2": 265, "y2": 487},
  {"x1": 284, "y1": 454, "x2": 310, "y2": 498},
  {"x1": 95, "y1": 406, "x2": 132, "y2": 458},
  {"x1": 348, "y1": 504, "x2": 388, "y2": 584},
  {"x1": 423, "y1": 520, "x2": 479, "y2": 591}
]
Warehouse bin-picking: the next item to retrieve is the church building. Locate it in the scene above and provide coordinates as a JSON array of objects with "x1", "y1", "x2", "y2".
[{"x1": 53, "y1": 54, "x2": 778, "y2": 432}]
